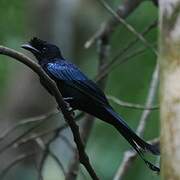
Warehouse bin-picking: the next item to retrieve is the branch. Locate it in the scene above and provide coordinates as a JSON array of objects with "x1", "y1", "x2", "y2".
[
  {"x1": 0, "y1": 107, "x2": 81, "y2": 156},
  {"x1": 35, "y1": 137, "x2": 66, "y2": 178},
  {"x1": 10, "y1": 112, "x2": 83, "y2": 149},
  {"x1": 0, "y1": 110, "x2": 83, "y2": 148},
  {"x1": 0, "y1": 46, "x2": 99, "y2": 180},
  {"x1": 0, "y1": 120, "x2": 43, "y2": 154},
  {"x1": 0, "y1": 109, "x2": 58, "y2": 142},
  {"x1": 92, "y1": 17, "x2": 157, "y2": 82},
  {"x1": 85, "y1": 0, "x2": 142, "y2": 48},
  {"x1": 96, "y1": 0, "x2": 157, "y2": 56},
  {"x1": 0, "y1": 152, "x2": 36, "y2": 180},
  {"x1": 137, "y1": 64, "x2": 159, "y2": 136},
  {"x1": 15, "y1": 124, "x2": 68, "y2": 148},
  {"x1": 107, "y1": 95, "x2": 158, "y2": 110},
  {"x1": 96, "y1": 46, "x2": 148, "y2": 81}
]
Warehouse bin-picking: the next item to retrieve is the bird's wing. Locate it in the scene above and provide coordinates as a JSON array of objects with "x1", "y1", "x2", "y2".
[{"x1": 46, "y1": 61, "x2": 109, "y2": 105}]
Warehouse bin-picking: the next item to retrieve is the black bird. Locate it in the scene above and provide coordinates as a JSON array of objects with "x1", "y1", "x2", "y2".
[{"x1": 22, "y1": 38, "x2": 160, "y2": 172}]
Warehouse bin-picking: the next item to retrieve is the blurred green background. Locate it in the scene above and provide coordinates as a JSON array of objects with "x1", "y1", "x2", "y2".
[{"x1": 0, "y1": 0, "x2": 159, "y2": 180}]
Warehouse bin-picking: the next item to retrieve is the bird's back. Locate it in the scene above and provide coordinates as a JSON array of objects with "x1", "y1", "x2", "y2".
[{"x1": 41, "y1": 59, "x2": 110, "y2": 108}]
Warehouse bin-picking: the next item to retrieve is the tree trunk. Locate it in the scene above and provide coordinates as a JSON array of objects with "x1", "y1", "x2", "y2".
[{"x1": 159, "y1": 1, "x2": 180, "y2": 179}]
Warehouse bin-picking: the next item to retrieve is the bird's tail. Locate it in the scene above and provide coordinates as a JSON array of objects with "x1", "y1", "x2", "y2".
[{"x1": 104, "y1": 107, "x2": 160, "y2": 172}]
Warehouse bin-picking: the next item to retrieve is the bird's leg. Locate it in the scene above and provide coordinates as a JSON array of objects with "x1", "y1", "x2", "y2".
[
  {"x1": 63, "y1": 97, "x2": 74, "y2": 111},
  {"x1": 64, "y1": 99, "x2": 75, "y2": 117},
  {"x1": 57, "y1": 97, "x2": 75, "y2": 117}
]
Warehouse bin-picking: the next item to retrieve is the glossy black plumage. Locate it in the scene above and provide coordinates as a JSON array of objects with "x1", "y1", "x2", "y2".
[{"x1": 22, "y1": 37, "x2": 160, "y2": 172}]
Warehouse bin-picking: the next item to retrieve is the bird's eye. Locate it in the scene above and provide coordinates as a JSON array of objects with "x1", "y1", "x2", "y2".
[{"x1": 42, "y1": 47, "x2": 46, "y2": 51}]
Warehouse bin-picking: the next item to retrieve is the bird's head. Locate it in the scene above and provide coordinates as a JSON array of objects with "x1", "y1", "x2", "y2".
[{"x1": 21, "y1": 37, "x2": 64, "y2": 62}]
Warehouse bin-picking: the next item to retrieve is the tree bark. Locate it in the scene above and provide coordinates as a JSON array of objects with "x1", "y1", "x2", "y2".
[{"x1": 159, "y1": 1, "x2": 180, "y2": 179}]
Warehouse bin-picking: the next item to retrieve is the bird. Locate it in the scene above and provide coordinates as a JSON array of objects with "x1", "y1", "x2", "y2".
[{"x1": 22, "y1": 37, "x2": 160, "y2": 172}]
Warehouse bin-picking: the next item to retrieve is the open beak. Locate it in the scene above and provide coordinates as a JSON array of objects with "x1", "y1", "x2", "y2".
[{"x1": 21, "y1": 44, "x2": 40, "y2": 54}]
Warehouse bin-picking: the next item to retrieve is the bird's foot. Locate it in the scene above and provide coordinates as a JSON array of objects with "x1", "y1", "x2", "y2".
[
  {"x1": 57, "y1": 98, "x2": 75, "y2": 117},
  {"x1": 65, "y1": 107, "x2": 75, "y2": 117},
  {"x1": 68, "y1": 109, "x2": 75, "y2": 117},
  {"x1": 63, "y1": 97, "x2": 75, "y2": 117}
]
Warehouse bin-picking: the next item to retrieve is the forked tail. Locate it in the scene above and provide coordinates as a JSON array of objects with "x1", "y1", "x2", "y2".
[{"x1": 105, "y1": 107, "x2": 160, "y2": 172}]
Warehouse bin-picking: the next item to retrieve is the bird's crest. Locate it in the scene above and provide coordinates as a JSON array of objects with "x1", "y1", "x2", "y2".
[{"x1": 29, "y1": 37, "x2": 47, "y2": 49}]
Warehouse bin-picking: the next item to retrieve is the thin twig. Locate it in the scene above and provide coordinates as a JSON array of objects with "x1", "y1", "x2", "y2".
[
  {"x1": 0, "y1": 46, "x2": 99, "y2": 180},
  {"x1": 15, "y1": 126, "x2": 75, "y2": 154},
  {"x1": 0, "y1": 121, "x2": 43, "y2": 155},
  {"x1": 0, "y1": 152, "x2": 36, "y2": 180},
  {"x1": 35, "y1": 137, "x2": 66, "y2": 178},
  {"x1": 137, "y1": 64, "x2": 159, "y2": 136},
  {"x1": 12, "y1": 113, "x2": 83, "y2": 148},
  {"x1": 96, "y1": 46, "x2": 147, "y2": 81},
  {"x1": 98, "y1": 19, "x2": 157, "y2": 74},
  {"x1": 38, "y1": 125, "x2": 68, "y2": 179},
  {"x1": 94, "y1": 18, "x2": 157, "y2": 81},
  {"x1": 97, "y1": 0, "x2": 157, "y2": 56},
  {"x1": 85, "y1": 0, "x2": 142, "y2": 48},
  {"x1": 15, "y1": 125, "x2": 67, "y2": 147},
  {"x1": 0, "y1": 109, "x2": 58, "y2": 142},
  {"x1": 107, "y1": 95, "x2": 158, "y2": 110},
  {"x1": 0, "y1": 111, "x2": 83, "y2": 148}
]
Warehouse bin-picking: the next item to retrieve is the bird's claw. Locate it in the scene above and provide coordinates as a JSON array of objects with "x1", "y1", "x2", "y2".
[
  {"x1": 65, "y1": 103, "x2": 75, "y2": 117},
  {"x1": 57, "y1": 98, "x2": 75, "y2": 117},
  {"x1": 67, "y1": 108, "x2": 75, "y2": 117}
]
